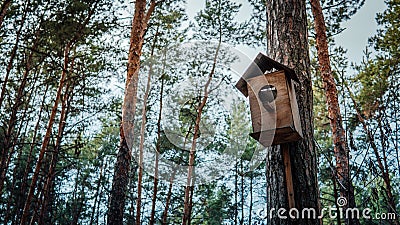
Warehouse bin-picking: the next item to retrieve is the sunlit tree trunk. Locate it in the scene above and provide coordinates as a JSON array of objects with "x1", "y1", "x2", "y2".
[
  {"x1": 107, "y1": 1, "x2": 157, "y2": 224},
  {"x1": 309, "y1": 0, "x2": 359, "y2": 224},
  {"x1": 265, "y1": 0, "x2": 321, "y2": 224}
]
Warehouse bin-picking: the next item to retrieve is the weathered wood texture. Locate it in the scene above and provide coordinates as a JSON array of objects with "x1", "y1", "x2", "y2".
[
  {"x1": 266, "y1": 0, "x2": 321, "y2": 224},
  {"x1": 247, "y1": 70, "x2": 302, "y2": 146}
]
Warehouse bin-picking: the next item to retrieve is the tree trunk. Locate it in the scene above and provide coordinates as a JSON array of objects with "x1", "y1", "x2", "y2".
[
  {"x1": 13, "y1": 84, "x2": 49, "y2": 224},
  {"x1": 135, "y1": 27, "x2": 157, "y2": 225},
  {"x1": 39, "y1": 80, "x2": 73, "y2": 224},
  {"x1": 348, "y1": 90, "x2": 399, "y2": 225},
  {"x1": 309, "y1": 0, "x2": 359, "y2": 224},
  {"x1": 240, "y1": 161, "x2": 244, "y2": 225},
  {"x1": 161, "y1": 169, "x2": 176, "y2": 225},
  {"x1": 266, "y1": 1, "x2": 321, "y2": 224},
  {"x1": 150, "y1": 37, "x2": 165, "y2": 225},
  {"x1": 248, "y1": 172, "x2": 253, "y2": 225},
  {"x1": 0, "y1": 21, "x2": 40, "y2": 198},
  {"x1": 107, "y1": 1, "x2": 156, "y2": 224},
  {"x1": 0, "y1": 0, "x2": 28, "y2": 111},
  {"x1": 20, "y1": 42, "x2": 72, "y2": 225},
  {"x1": 234, "y1": 161, "x2": 238, "y2": 225},
  {"x1": 182, "y1": 40, "x2": 221, "y2": 225},
  {"x1": 0, "y1": 0, "x2": 11, "y2": 28},
  {"x1": 90, "y1": 159, "x2": 104, "y2": 225}
]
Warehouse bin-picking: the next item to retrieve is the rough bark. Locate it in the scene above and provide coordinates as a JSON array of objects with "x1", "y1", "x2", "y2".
[
  {"x1": 265, "y1": 0, "x2": 321, "y2": 224},
  {"x1": 309, "y1": 0, "x2": 359, "y2": 224},
  {"x1": 107, "y1": 1, "x2": 157, "y2": 224}
]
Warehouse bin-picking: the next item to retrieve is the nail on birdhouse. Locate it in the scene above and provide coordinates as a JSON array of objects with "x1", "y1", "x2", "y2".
[{"x1": 235, "y1": 53, "x2": 303, "y2": 147}]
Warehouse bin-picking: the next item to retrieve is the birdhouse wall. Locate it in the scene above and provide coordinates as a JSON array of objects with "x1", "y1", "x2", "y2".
[{"x1": 246, "y1": 70, "x2": 302, "y2": 146}]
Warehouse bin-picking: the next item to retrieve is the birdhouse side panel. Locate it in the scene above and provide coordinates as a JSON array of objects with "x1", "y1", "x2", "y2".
[{"x1": 287, "y1": 79, "x2": 303, "y2": 138}]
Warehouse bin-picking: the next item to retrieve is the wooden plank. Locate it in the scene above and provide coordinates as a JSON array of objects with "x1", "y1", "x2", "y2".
[
  {"x1": 282, "y1": 143, "x2": 295, "y2": 209},
  {"x1": 287, "y1": 79, "x2": 303, "y2": 138}
]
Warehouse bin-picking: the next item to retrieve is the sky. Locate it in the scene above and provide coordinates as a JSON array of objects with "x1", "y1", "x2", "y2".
[
  {"x1": 335, "y1": 0, "x2": 386, "y2": 63},
  {"x1": 185, "y1": 0, "x2": 387, "y2": 64}
]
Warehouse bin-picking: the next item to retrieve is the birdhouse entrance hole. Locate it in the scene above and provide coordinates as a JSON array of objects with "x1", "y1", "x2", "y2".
[{"x1": 259, "y1": 85, "x2": 277, "y2": 112}]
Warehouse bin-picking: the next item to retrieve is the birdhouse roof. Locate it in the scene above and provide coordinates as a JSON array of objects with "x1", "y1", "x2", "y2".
[{"x1": 235, "y1": 53, "x2": 300, "y2": 97}]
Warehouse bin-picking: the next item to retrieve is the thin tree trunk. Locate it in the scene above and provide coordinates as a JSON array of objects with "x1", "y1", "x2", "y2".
[
  {"x1": 135, "y1": 26, "x2": 158, "y2": 225},
  {"x1": 19, "y1": 3, "x2": 96, "y2": 221},
  {"x1": 3, "y1": 72, "x2": 40, "y2": 224},
  {"x1": 20, "y1": 42, "x2": 72, "y2": 225},
  {"x1": 0, "y1": 0, "x2": 28, "y2": 111},
  {"x1": 240, "y1": 160, "x2": 244, "y2": 225},
  {"x1": 187, "y1": 184, "x2": 195, "y2": 225},
  {"x1": 13, "y1": 84, "x2": 49, "y2": 224},
  {"x1": 161, "y1": 169, "x2": 176, "y2": 225},
  {"x1": 248, "y1": 172, "x2": 253, "y2": 225},
  {"x1": 182, "y1": 41, "x2": 222, "y2": 225},
  {"x1": 347, "y1": 89, "x2": 399, "y2": 225},
  {"x1": 107, "y1": 1, "x2": 157, "y2": 223},
  {"x1": 234, "y1": 161, "x2": 238, "y2": 225},
  {"x1": 39, "y1": 80, "x2": 73, "y2": 224},
  {"x1": 182, "y1": 5, "x2": 223, "y2": 223},
  {"x1": 90, "y1": 159, "x2": 104, "y2": 225},
  {"x1": 0, "y1": 0, "x2": 11, "y2": 28},
  {"x1": 150, "y1": 34, "x2": 165, "y2": 225},
  {"x1": 309, "y1": 0, "x2": 359, "y2": 224},
  {"x1": 266, "y1": 1, "x2": 321, "y2": 224},
  {"x1": 0, "y1": 23, "x2": 40, "y2": 198}
]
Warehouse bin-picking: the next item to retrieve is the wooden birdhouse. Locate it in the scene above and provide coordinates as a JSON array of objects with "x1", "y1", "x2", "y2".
[{"x1": 235, "y1": 53, "x2": 303, "y2": 147}]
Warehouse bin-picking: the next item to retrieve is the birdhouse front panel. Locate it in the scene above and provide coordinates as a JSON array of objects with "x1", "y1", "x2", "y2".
[{"x1": 246, "y1": 70, "x2": 302, "y2": 146}]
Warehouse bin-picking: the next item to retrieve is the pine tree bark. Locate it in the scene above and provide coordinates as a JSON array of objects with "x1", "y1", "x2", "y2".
[
  {"x1": 309, "y1": 0, "x2": 359, "y2": 224},
  {"x1": 265, "y1": 1, "x2": 321, "y2": 224},
  {"x1": 107, "y1": 1, "x2": 157, "y2": 224}
]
